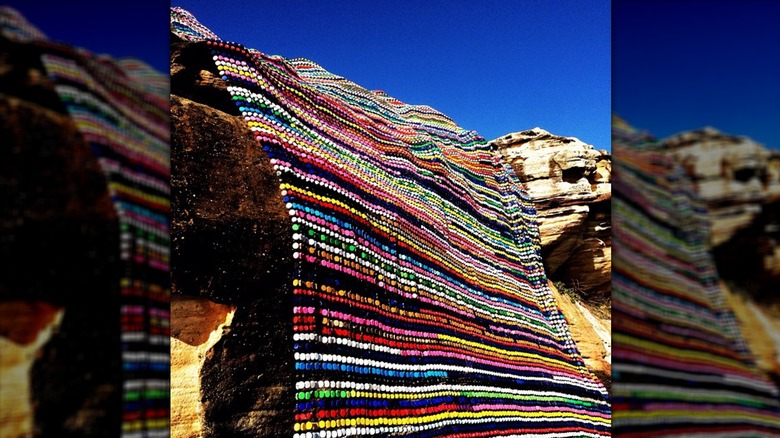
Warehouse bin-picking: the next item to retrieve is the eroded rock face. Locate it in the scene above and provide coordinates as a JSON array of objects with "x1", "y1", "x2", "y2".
[
  {"x1": 491, "y1": 128, "x2": 611, "y2": 298},
  {"x1": 171, "y1": 93, "x2": 292, "y2": 305},
  {"x1": 0, "y1": 92, "x2": 123, "y2": 437},
  {"x1": 722, "y1": 283, "x2": 780, "y2": 382},
  {"x1": 656, "y1": 127, "x2": 780, "y2": 299}
]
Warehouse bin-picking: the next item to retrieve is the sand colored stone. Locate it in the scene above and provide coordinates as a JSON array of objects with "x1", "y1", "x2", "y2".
[
  {"x1": 722, "y1": 282, "x2": 780, "y2": 379},
  {"x1": 548, "y1": 283, "x2": 611, "y2": 392},
  {"x1": 0, "y1": 301, "x2": 64, "y2": 438},
  {"x1": 662, "y1": 127, "x2": 775, "y2": 246},
  {"x1": 171, "y1": 295, "x2": 235, "y2": 438}
]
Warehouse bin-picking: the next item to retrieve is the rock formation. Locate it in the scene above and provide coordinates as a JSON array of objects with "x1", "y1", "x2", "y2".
[
  {"x1": 657, "y1": 127, "x2": 780, "y2": 298},
  {"x1": 722, "y1": 283, "x2": 780, "y2": 385},
  {"x1": 490, "y1": 129, "x2": 612, "y2": 394},
  {"x1": 0, "y1": 8, "x2": 169, "y2": 438},
  {"x1": 491, "y1": 129, "x2": 611, "y2": 299},
  {"x1": 169, "y1": 50, "x2": 294, "y2": 435},
  {"x1": 171, "y1": 7, "x2": 609, "y2": 438},
  {"x1": 170, "y1": 296, "x2": 235, "y2": 438},
  {"x1": 0, "y1": 302, "x2": 64, "y2": 437}
]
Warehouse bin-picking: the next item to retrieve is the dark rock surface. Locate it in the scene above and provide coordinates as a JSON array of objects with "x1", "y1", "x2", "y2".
[{"x1": 171, "y1": 34, "x2": 293, "y2": 437}]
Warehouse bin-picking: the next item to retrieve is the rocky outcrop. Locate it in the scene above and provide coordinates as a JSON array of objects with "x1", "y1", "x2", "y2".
[
  {"x1": 488, "y1": 129, "x2": 612, "y2": 392},
  {"x1": 170, "y1": 35, "x2": 293, "y2": 438},
  {"x1": 548, "y1": 282, "x2": 611, "y2": 393},
  {"x1": 491, "y1": 128, "x2": 611, "y2": 298},
  {"x1": 722, "y1": 282, "x2": 780, "y2": 383},
  {"x1": 713, "y1": 199, "x2": 780, "y2": 303},
  {"x1": 0, "y1": 301, "x2": 64, "y2": 438},
  {"x1": 658, "y1": 127, "x2": 780, "y2": 303},
  {"x1": 0, "y1": 90, "x2": 123, "y2": 438},
  {"x1": 661, "y1": 127, "x2": 779, "y2": 245},
  {"x1": 171, "y1": 295, "x2": 235, "y2": 438}
]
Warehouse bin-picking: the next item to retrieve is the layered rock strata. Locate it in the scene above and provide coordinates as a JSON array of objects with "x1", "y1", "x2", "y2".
[{"x1": 661, "y1": 127, "x2": 779, "y2": 246}]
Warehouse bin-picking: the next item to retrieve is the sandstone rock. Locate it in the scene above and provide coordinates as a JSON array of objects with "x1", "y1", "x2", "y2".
[
  {"x1": 0, "y1": 91, "x2": 123, "y2": 437},
  {"x1": 658, "y1": 126, "x2": 780, "y2": 307},
  {"x1": 489, "y1": 129, "x2": 612, "y2": 388},
  {"x1": 766, "y1": 152, "x2": 780, "y2": 188},
  {"x1": 491, "y1": 128, "x2": 611, "y2": 298},
  {"x1": 171, "y1": 94, "x2": 292, "y2": 305},
  {"x1": 722, "y1": 282, "x2": 780, "y2": 384},
  {"x1": 492, "y1": 128, "x2": 606, "y2": 205}
]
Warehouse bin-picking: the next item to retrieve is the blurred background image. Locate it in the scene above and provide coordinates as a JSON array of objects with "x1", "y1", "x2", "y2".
[
  {"x1": 0, "y1": 1, "x2": 170, "y2": 437},
  {"x1": 612, "y1": 0, "x2": 780, "y2": 435}
]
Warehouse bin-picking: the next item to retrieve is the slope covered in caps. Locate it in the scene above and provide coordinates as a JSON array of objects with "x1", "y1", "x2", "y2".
[{"x1": 171, "y1": 7, "x2": 609, "y2": 437}]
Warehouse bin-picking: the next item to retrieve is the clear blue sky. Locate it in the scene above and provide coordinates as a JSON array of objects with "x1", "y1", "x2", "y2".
[
  {"x1": 172, "y1": 0, "x2": 611, "y2": 150},
  {"x1": 1, "y1": 0, "x2": 170, "y2": 74},
  {"x1": 613, "y1": 0, "x2": 780, "y2": 149}
]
